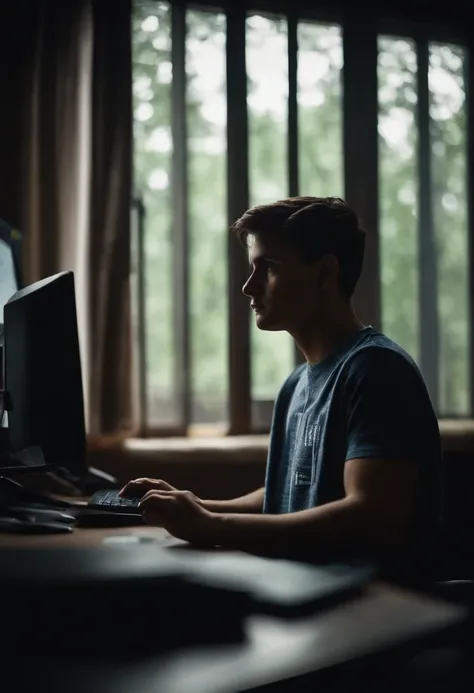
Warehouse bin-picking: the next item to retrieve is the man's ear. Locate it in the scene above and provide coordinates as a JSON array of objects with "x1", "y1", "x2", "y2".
[{"x1": 317, "y1": 254, "x2": 339, "y2": 290}]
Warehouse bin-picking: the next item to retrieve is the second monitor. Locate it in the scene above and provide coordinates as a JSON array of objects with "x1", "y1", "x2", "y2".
[{"x1": 4, "y1": 271, "x2": 87, "y2": 478}]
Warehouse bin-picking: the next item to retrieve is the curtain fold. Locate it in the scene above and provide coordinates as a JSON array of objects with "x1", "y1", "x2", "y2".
[
  {"x1": 0, "y1": 0, "x2": 133, "y2": 437},
  {"x1": 88, "y1": 0, "x2": 133, "y2": 435}
]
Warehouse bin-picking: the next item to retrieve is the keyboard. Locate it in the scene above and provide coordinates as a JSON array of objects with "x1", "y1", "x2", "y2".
[{"x1": 88, "y1": 490, "x2": 141, "y2": 514}]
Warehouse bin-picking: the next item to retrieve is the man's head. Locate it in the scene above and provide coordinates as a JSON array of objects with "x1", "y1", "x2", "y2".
[{"x1": 232, "y1": 196, "x2": 366, "y2": 333}]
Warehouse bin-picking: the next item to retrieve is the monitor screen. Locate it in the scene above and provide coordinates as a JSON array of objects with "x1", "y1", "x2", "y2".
[
  {"x1": 4, "y1": 271, "x2": 87, "y2": 477},
  {"x1": 0, "y1": 219, "x2": 22, "y2": 324},
  {"x1": 0, "y1": 239, "x2": 19, "y2": 323}
]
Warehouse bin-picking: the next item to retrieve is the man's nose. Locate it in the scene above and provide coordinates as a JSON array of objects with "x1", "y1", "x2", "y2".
[{"x1": 242, "y1": 274, "x2": 256, "y2": 297}]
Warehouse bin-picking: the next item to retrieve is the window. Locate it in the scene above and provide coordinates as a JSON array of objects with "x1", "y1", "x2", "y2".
[
  {"x1": 378, "y1": 38, "x2": 419, "y2": 363},
  {"x1": 133, "y1": 1, "x2": 473, "y2": 435},
  {"x1": 186, "y1": 10, "x2": 228, "y2": 427},
  {"x1": 133, "y1": 2, "x2": 175, "y2": 427},
  {"x1": 246, "y1": 14, "x2": 294, "y2": 426},
  {"x1": 378, "y1": 36, "x2": 470, "y2": 416},
  {"x1": 297, "y1": 23, "x2": 343, "y2": 198},
  {"x1": 429, "y1": 43, "x2": 469, "y2": 416}
]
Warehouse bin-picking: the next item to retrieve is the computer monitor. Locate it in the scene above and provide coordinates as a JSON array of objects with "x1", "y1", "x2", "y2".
[
  {"x1": 0, "y1": 218, "x2": 23, "y2": 323},
  {"x1": 3, "y1": 271, "x2": 87, "y2": 477}
]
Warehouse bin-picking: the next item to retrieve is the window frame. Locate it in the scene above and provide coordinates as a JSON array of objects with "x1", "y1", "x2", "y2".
[{"x1": 132, "y1": 0, "x2": 473, "y2": 436}]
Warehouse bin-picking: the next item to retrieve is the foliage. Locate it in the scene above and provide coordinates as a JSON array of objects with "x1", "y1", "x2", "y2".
[{"x1": 132, "y1": 1, "x2": 469, "y2": 423}]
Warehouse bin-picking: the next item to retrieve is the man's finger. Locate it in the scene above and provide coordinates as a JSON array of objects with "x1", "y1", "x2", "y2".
[
  {"x1": 120, "y1": 478, "x2": 175, "y2": 496},
  {"x1": 149, "y1": 480, "x2": 175, "y2": 491},
  {"x1": 119, "y1": 477, "x2": 151, "y2": 496},
  {"x1": 140, "y1": 489, "x2": 176, "y2": 504}
]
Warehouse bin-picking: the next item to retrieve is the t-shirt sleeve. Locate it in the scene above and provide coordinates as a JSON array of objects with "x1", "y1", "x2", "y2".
[{"x1": 343, "y1": 346, "x2": 437, "y2": 464}]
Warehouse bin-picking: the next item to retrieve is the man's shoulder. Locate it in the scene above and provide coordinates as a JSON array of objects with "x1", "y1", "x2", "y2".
[{"x1": 338, "y1": 333, "x2": 430, "y2": 404}]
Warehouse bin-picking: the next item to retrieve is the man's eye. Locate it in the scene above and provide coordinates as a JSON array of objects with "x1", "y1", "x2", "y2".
[{"x1": 249, "y1": 262, "x2": 277, "y2": 275}]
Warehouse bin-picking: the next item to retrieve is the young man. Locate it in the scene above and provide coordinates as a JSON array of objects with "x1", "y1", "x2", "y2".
[{"x1": 121, "y1": 197, "x2": 442, "y2": 571}]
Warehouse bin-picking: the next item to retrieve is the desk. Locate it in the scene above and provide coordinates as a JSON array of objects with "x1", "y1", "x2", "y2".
[
  {"x1": 0, "y1": 522, "x2": 173, "y2": 548},
  {"x1": 0, "y1": 525, "x2": 467, "y2": 693}
]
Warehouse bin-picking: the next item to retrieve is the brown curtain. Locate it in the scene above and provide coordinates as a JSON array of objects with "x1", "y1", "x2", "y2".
[
  {"x1": 0, "y1": 0, "x2": 133, "y2": 437},
  {"x1": 88, "y1": 0, "x2": 133, "y2": 435}
]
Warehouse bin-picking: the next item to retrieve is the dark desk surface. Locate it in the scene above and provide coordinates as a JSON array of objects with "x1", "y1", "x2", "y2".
[
  {"x1": 0, "y1": 520, "x2": 173, "y2": 548},
  {"x1": 0, "y1": 525, "x2": 467, "y2": 693}
]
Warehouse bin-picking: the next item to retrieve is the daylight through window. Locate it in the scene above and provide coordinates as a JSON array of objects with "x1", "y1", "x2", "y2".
[{"x1": 133, "y1": 1, "x2": 472, "y2": 433}]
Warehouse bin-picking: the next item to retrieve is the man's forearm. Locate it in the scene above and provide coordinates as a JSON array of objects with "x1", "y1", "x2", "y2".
[
  {"x1": 208, "y1": 496, "x2": 403, "y2": 557},
  {"x1": 200, "y1": 487, "x2": 265, "y2": 515}
]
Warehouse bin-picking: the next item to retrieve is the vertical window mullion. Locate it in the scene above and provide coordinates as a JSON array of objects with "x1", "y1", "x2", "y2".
[
  {"x1": 288, "y1": 12, "x2": 304, "y2": 367},
  {"x1": 342, "y1": 17, "x2": 380, "y2": 329},
  {"x1": 171, "y1": 0, "x2": 191, "y2": 432},
  {"x1": 416, "y1": 37, "x2": 440, "y2": 409},
  {"x1": 288, "y1": 13, "x2": 299, "y2": 199},
  {"x1": 131, "y1": 196, "x2": 148, "y2": 434},
  {"x1": 226, "y1": 5, "x2": 251, "y2": 434},
  {"x1": 466, "y1": 47, "x2": 474, "y2": 416}
]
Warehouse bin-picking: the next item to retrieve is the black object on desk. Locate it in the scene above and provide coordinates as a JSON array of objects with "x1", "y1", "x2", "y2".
[
  {"x1": 3, "y1": 270, "x2": 121, "y2": 499},
  {"x1": 0, "y1": 517, "x2": 73, "y2": 534},
  {"x1": 170, "y1": 551, "x2": 376, "y2": 618},
  {"x1": 74, "y1": 509, "x2": 144, "y2": 528},
  {"x1": 0, "y1": 544, "x2": 375, "y2": 657},
  {"x1": 8, "y1": 506, "x2": 76, "y2": 523},
  {"x1": 0, "y1": 475, "x2": 78, "y2": 509},
  {"x1": 0, "y1": 476, "x2": 142, "y2": 529},
  {"x1": 1, "y1": 546, "x2": 250, "y2": 654},
  {"x1": 4, "y1": 272, "x2": 87, "y2": 480},
  {"x1": 0, "y1": 476, "x2": 78, "y2": 533},
  {"x1": 0, "y1": 463, "x2": 57, "y2": 474}
]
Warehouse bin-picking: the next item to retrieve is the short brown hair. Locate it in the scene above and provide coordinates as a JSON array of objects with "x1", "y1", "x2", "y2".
[{"x1": 231, "y1": 196, "x2": 366, "y2": 297}]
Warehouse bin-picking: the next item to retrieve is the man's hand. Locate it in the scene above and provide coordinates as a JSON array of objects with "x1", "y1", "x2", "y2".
[
  {"x1": 140, "y1": 489, "x2": 217, "y2": 545},
  {"x1": 119, "y1": 477, "x2": 179, "y2": 497},
  {"x1": 120, "y1": 479, "x2": 265, "y2": 515},
  {"x1": 120, "y1": 478, "x2": 202, "y2": 507}
]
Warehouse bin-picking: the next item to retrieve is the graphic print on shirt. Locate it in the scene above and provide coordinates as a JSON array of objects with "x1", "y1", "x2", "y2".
[{"x1": 288, "y1": 409, "x2": 322, "y2": 509}]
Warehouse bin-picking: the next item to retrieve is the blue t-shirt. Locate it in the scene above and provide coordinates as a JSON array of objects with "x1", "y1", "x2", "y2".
[{"x1": 263, "y1": 327, "x2": 442, "y2": 552}]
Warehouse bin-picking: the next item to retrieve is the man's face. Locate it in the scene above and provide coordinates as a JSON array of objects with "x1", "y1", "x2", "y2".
[{"x1": 242, "y1": 234, "x2": 332, "y2": 333}]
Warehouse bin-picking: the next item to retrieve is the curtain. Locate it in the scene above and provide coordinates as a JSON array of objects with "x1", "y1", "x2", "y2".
[
  {"x1": 0, "y1": 0, "x2": 133, "y2": 437},
  {"x1": 88, "y1": 0, "x2": 133, "y2": 435}
]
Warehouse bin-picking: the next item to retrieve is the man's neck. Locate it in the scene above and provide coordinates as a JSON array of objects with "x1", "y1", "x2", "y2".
[{"x1": 292, "y1": 309, "x2": 365, "y2": 366}]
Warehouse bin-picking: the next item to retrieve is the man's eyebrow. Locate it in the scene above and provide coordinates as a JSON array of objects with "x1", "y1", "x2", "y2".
[{"x1": 249, "y1": 254, "x2": 282, "y2": 266}]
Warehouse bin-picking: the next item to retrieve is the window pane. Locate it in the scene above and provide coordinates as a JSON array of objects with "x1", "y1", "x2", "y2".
[
  {"x1": 429, "y1": 44, "x2": 469, "y2": 416},
  {"x1": 378, "y1": 38, "x2": 419, "y2": 361},
  {"x1": 298, "y1": 23, "x2": 343, "y2": 196},
  {"x1": 246, "y1": 14, "x2": 294, "y2": 421},
  {"x1": 133, "y1": 1, "x2": 175, "y2": 424},
  {"x1": 186, "y1": 10, "x2": 228, "y2": 426}
]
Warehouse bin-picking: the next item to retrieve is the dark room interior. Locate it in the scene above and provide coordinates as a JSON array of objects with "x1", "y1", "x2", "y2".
[{"x1": 0, "y1": 0, "x2": 473, "y2": 690}]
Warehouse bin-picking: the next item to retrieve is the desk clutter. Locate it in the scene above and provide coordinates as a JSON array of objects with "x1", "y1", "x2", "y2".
[
  {"x1": 0, "y1": 475, "x2": 146, "y2": 531},
  {"x1": 1, "y1": 544, "x2": 374, "y2": 654}
]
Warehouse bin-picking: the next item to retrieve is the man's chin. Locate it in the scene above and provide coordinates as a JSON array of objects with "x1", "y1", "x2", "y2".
[{"x1": 255, "y1": 313, "x2": 284, "y2": 331}]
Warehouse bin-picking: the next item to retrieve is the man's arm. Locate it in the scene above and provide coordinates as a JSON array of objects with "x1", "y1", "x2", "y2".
[
  {"x1": 200, "y1": 487, "x2": 264, "y2": 514},
  {"x1": 140, "y1": 347, "x2": 434, "y2": 555},
  {"x1": 206, "y1": 457, "x2": 417, "y2": 556},
  {"x1": 120, "y1": 478, "x2": 264, "y2": 514},
  {"x1": 204, "y1": 348, "x2": 431, "y2": 556}
]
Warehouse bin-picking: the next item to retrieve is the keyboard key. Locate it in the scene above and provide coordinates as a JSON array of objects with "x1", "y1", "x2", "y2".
[{"x1": 93, "y1": 492, "x2": 141, "y2": 512}]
